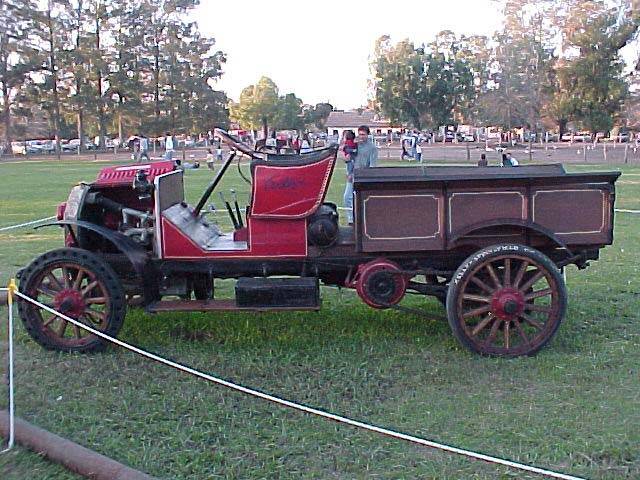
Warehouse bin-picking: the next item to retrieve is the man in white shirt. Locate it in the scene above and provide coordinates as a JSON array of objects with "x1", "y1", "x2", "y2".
[{"x1": 164, "y1": 132, "x2": 174, "y2": 160}]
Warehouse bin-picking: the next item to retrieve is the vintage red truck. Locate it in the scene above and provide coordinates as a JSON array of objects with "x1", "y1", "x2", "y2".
[{"x1": 17, "y1": 129, "x2": 620, "y2": 357}]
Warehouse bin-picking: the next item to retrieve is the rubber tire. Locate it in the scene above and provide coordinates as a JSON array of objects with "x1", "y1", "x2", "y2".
[
  {"x1": 446, "y1": 244, "x2": 567, "y2": 357},
  {"x1": 18, "y1": 247, "x2": 126, "y2": 353}
]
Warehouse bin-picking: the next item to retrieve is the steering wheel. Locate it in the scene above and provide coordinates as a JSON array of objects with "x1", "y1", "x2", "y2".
[{"x1": 214, "y1": 128, "x2": 259, "y2": 159}]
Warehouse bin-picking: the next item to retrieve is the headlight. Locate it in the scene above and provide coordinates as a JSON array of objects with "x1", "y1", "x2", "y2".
[{"x1": 64, "y1": 185, "x2": 88, "y2": 220}]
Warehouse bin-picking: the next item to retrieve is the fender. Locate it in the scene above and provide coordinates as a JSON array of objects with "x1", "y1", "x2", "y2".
[
  {"x1": 448, "y1": 218, "x2": 574, "y2": 258},
  {"x1": 35, "y1": 220, "x2": 149, "y2": 276}
]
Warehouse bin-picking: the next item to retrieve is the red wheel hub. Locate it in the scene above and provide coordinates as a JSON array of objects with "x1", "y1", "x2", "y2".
[
  {"x1": 490, "y1": 287, "x2": 524, "y2": 320},
  {"x1": 53, "y1": 289, "x2": 86, "y2": 319}
]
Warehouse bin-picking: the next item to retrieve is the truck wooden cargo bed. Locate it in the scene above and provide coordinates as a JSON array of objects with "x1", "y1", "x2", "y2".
[{"x1": 354, "y1": 164, "x2": 620, "y2": 253}]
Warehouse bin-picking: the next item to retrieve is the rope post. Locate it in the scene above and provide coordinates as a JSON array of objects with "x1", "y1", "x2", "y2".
[{"x1": 2, "y1": 279, "x2": 16, "y2": 453}]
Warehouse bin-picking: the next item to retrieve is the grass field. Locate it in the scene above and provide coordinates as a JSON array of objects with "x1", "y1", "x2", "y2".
[{"x1": 0, "y1": 157, "x2": 638, "y2": 479}]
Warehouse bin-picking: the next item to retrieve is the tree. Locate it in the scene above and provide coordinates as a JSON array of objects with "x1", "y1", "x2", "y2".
[
  {"x1": 230, "y1": 76, "x2": 280, "y2": 137},
  {"x1": 274, "y1": 93, "x2": 304, "y2": 131},
  {"x1": 31, "y1": 0, "x2": 73, "y2": 156},
  {"x1": 551, "y1": 4, "x2": 638, "y2": 134},
  {"x1": 371, "y1": 36, "x2": 429, "y2": 129},
  {"x1": 304, "y1": 102, "x2": 333, "y2": 130},
  {"x1": 371, "y1": 34, "x2": 475, "y2": 130},
  {"x1": 0, "y1": 0, "x2": 40, "y2": 150},
  {"x1": 481, "y1": 0, "x2": 556, "y2": 132}
]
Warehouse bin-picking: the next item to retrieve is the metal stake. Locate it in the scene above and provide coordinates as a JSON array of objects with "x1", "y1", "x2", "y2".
[{"x1": 1, "y1": 280, "x2": 16, "y2": 453}]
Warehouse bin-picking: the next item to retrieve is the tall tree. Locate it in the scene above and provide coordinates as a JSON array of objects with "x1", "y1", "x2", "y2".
[
  {"x1": 0, "y1": 0, "x2": 40, "y2": 150},
  {"x1": 64, "y1": 0, "x2": 92, "y2": 150},
  {"x1": 483, "y1": 0, "x2": 556, "y2": 132},
  {"x1": 274, "y1": 92, "x2": 304, "y2": 131},
  {"x1": 371, "y1": 36, "x2": 428, "y2": 128},
  {"x1": 552, "y1": 7, "x2": 637, "y2": 133},
  {"x1": 371, "y1": 34, "x2": 475, "y2": 129},
  {"x1": 304, "y1": 102, "x2": 333, "y2": 130},
  {"x1": 32, "y1": 0, "x2": 72, "y2": 156},
  {"x1": 230, "y1": 76, "x2": 280, "y2": 137}
]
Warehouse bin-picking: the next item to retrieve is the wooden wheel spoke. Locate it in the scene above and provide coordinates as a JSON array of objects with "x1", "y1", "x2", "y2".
[
  {"x1": 85, "y1": 296, "x2": 106, "y2": 305},
  {"x1": 485, "y1": 263, "x2": 502, "y2": 289},
  {"x1": 72, "y1": 268, "x2": 86, "y2": 290},
  {"x1": 520, "y1": 271, "x2": 544, "y2": 293},
  {"x1": 62, "y1": 267, "x2": 71, "y2": 289},
  {"x1": 43, "y1": 314, "x2": 58, "y2": 328},
  {"x1": 519, "y1": 312, "x2": 544, "y2": 330},
  {"x1": 84, "y1": 310, "x2": 106, "y2": 323},
  {"x1": 57, "y1": 319, "x2": 68, "y2": 337},
  {"x1": 504, "y1": 321, "x2": 511, "y2": 349},
  {"x1": 471, "y1": 314, "x2": 495, "y2": 336},
  {"x1": 81, "y1": 281, "x2": 99, "y2": 298},
  {"x1": 525, "y1": 288, "x2": 552, "y2": 301},
  {"x1": 46, "y1": 273, "x2": 63, "y2": 291},
  {"x1": 525, "y1": 303, "x2": 552, "y2": 314},
  {"x1": 513, "y1": 319, "x2": 530, "y2": 345},
  {"x1": 484, "y1": 318, "x2": 501, "y2": 347},
  {"x1": 503, "y1": 258, "x2": 511, "y2": 287},
  {"x1": 462, "y1": 293, "x2": 491, "y2": 303},
  {"x1": 37, "y1": 286, "x2": 58, "y2": 298},
  {"x1": 470, "y1": 276, "x2": 494, "y2": 294},
  {"x1": 73, "y1": 324, "x2": 83, "y2": 338},
  {"x1": 512, "y1": 261, "x2": 529, "y2": 289},
  {"x1": 462, "y1": 304, "x2": 491, "y2": 319}
]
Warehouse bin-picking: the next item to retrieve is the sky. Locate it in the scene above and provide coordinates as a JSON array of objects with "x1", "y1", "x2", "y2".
[{"x1": 193, "y1": 0, "x2": 504, "y2": 110}]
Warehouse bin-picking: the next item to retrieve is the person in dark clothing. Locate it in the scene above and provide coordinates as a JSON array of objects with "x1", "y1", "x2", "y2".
[{"x1": 478, "y1": 153, "x2": 488, "y2": 167}]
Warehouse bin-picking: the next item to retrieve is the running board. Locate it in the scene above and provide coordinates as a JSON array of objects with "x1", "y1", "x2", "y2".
[{"x1": 146, "y1": 299, "x2": 321, "y2": 313}]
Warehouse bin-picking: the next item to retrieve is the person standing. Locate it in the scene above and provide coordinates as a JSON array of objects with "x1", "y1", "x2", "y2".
[
  {"x1": 300, "y1": 134, "x2": 312, "y2": 153},
  {"x1": 164, "y1": 132, "x2": 175, "y2": 160},
  {"x1": 291, "y1": 135, "x2": 300, "y2": 153},
  {"x1": 206, "y1": 148, "x2": 215, "y2": 170},
  {"x1": 343, "y1": 125, "x2": 378, "y2": 225},
  {"x1": 416, "y1": 141, "x2": 423, "y2": 163},
  {"x1": 478, "y1": 153, "x2": 488, "y2": 167},
  {"x1": 139, "y1": 134, "x2": 149, "y2": 162}
]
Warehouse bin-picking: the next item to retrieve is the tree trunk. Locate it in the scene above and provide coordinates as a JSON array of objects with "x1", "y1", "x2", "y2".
[
  {"x1": 1, "y1": 67, "x2": 11, "y2": 151},
  {"x1": 153, "y1": 27, "x2": 161, "y2": 131},
  {"x1": 47, "y1": 3, "x2": 61, "y2": 159},
  {"x1": 77, "y1": 111, "x2": 84, "y2": 152},
  {"x1": 558, "y1": 119, "x2": 567, "y2": 139},
  {"x1": 118, "y1": 111, "x2": 123, "y2": 144},
  {"x1": 95, "y1": 12, "x2": 106, "y2": 148},
  {"x1": 262, "y1": 117, "x2": 268, "y2": 139}
]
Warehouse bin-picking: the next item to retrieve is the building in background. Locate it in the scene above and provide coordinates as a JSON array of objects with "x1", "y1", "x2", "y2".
[{"x1": 325, "y1": 110, "x2": 403, "y2": 140}]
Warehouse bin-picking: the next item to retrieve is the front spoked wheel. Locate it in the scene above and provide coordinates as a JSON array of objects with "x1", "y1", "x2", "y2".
[
  {"x1": 446, "y1": 244, "x2": 567, "y2": 357},
  {"x1": 18, "y1": 248, "x2": 126, "y2": 353}
]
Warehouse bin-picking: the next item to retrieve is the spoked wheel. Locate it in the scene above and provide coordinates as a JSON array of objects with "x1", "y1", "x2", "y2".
[
  {"x1": 18, "y1": 248, "x2": 126, "y2": 353},
  {"x1": 446, "y1": 244, "x2": 567, "y2": 357}
]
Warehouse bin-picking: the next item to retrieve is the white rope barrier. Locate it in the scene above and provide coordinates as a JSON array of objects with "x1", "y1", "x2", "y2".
[
  {"x1": 0, "y1": 216, "x2": 56, "y2": 232},
  {"x1": 8, "y1": 289, "x2": 586, "y2": 479},
  {"x1": 615, "y1": 208, "x2": 640, "y2": 214}
]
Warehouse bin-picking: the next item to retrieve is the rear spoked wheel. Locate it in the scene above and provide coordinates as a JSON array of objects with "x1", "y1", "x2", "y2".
[
  {"x1": 18, "y1": 248, "x2": 126, "y2": 353},
  {"x1": 446, "y1": 244, "x2": 567, "y2": 357}
]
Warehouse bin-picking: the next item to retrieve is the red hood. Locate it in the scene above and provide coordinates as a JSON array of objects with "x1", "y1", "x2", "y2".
[{"x1": 94, "y1": 161, "x2": 175, "y2": 186}]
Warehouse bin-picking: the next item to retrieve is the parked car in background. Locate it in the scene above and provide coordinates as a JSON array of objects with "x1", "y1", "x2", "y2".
[
  {"x1": 616, "y1": 129, "x2": 630, "y2": 143},
  {"x1": 461, "y1": 133, "x2": 475, "y2": 142},
  {"x1": 24, "y1": 140, "x2": 54, "y2": 154},
  {"x1": 11, "y1": 142, "x2": 27, "y2": 155},
  {"x1": 67, "y1": 138, "x2": 97, "y2": 150},
  {"x1": 562, "y1": 131, "x2": 591, "y2": 142}
]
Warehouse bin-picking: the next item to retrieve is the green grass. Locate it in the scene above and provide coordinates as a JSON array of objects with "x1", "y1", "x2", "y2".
[{"x1": 0, "y1": 158, "x2": 638, "y2": 479}]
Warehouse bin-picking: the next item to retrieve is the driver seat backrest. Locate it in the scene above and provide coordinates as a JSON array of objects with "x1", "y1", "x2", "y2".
[{"x1": 250, "y1": 146, "x2": 339, "y2": 175}]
